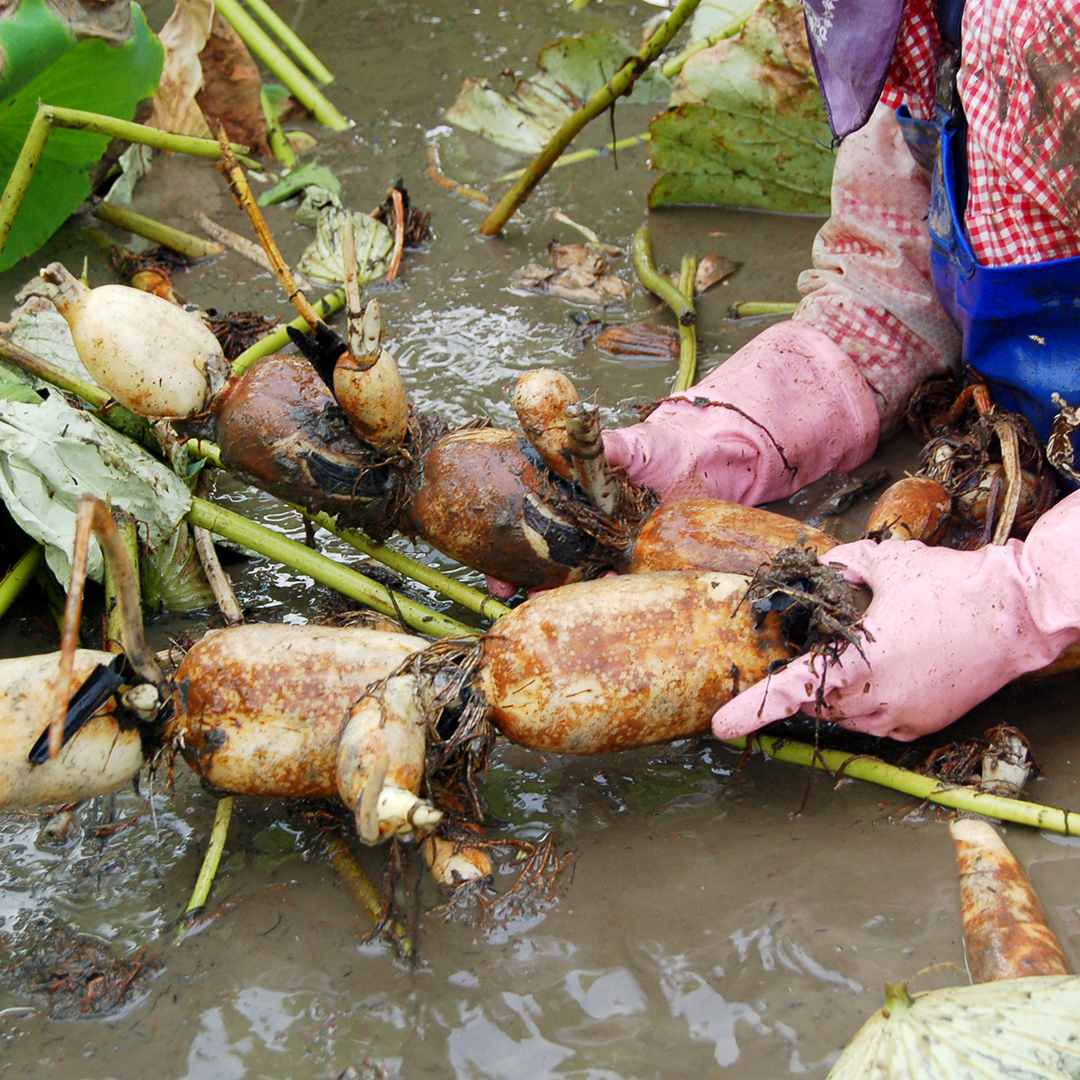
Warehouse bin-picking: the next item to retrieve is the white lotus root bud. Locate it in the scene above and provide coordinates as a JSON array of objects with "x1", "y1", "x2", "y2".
[{"x1": 39, "y1": 262, "x2": 230, "y2": 418}]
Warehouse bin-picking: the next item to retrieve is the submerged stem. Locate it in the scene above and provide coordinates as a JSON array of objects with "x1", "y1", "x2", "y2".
[
  {"x1": 176, "y1": 796, "x2": 235, "y2": 945},
  {"x1": 674, "y1": 253, "x2": 698, "y2": 392},
  {"x1": 325, "y1": 833, "x2": 413, "y2": 959}
]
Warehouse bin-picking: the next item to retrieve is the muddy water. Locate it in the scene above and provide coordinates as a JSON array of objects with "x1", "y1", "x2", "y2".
[{"x1": 3, "y1": 1, "x2": 1080, "y2": 1076}]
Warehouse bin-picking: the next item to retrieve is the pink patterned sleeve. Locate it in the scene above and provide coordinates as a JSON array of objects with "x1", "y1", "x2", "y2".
[
  {"x1": 791, "y1": 103, "x2": 962, "y2": 437},
  {"x1": 784, "y1": 0, "x2": 960, "y2": 439}
]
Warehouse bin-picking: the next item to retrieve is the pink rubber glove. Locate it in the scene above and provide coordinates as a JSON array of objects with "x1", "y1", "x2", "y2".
[
  {"x1": 602, "y1": 321, "x2": 880, "y2": 506},
  {"x1": 712, "y1": 491, "x2": 1080, "y2": 742}
]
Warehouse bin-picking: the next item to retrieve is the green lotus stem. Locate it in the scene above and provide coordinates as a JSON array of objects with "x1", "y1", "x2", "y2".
[
  {"x1": 186, "y1": 497, "x2": 479, "y2": 638},
  {"x1": 493, "y1": 134, "x2": 650, "y2": 183},
  {"x1": 261, "y1": 88, "x2": 297, "y2": 167},
  {"x1": 674, "y1": 253, "x2": 698, "y2": 392},
  {"x1": 214, "y1": 0, "x2": 349, "y2": 131},
  {"x1": 480, "y1": 0, "x2": 702, "y2": 236},
  {"x1": 93, "y1": 201, "x2": 224, "y2": 260},
  {"x1": 176, "y1": 795, "x2": 234, "y2": 944},
  {"x1": 325, "y1": 833, "x2": 413, "y2": 960},
  {"x1": 103, "y1": 517, "x2": 139, "y2": 653},
  {"x1": 232, "y1": 288, "x2": 346, "y2": 374},
  {"x1": 0, "y1": 107, "x2": 50, "y2": 262},
  {"x1": 0, "y1": 544, "x2": 43, "y2": 622},
  {"x1": 187, "y1": 439, "x2": 223, "y2": 468},
  {"x1": 183, "y1": 440, "x2": 508, "y2": 622},
  {"x1": 0, "y1": 338, "x2": 158, "y2": 452},
  {"x1": 729, "y1": 301, "x2": 799, "y2": 318},
  {"x1": 0, "y1": 103, "x2": 254, "y2": 266},
  {"x1": 241, "y1": 0, "x2": 335, "y2": 85},
  {"x1": 306, "y1": 511, "x2": 511, "y2": 623},
  {"x1": 43, "y1": 104, "x2": 253, "y2": 159},
  {"x1": 727, "y1": 733, "x2": 1080, "y2": 835},
  {"x1": 632, "y1": 225, "x2": 696, "y2": 326},
  {"x1": 660, "y1": 9, "x2": 754, "y2": 78}
]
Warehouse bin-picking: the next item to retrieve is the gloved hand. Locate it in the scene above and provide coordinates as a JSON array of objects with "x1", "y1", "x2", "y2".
[
  {"x1": 486, "y1": 321, "x2": 880, "y2": 598},
  {"x1": 602, "y1": 321, "x2": 880, "y2": 506},
  {"x1": 711, "y1": 490, "x2": 1080, "y2": 741}
]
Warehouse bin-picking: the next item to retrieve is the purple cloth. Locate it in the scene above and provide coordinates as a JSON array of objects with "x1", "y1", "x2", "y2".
[{"x1": 802, "y1": 0, "x2": 908, "y2": 140}]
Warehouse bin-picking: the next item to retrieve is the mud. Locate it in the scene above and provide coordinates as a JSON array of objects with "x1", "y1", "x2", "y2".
[{"x1": 3, "y1": 1, "x2": 1080, "y2": 1077}]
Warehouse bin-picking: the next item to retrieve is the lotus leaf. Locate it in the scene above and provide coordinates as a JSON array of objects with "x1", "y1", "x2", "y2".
[
  {"x1": 446, "y1": 30, "x2": 671, "y2": 154},
  {"x1": 648, "y1": 0, "x2": 832, "y2": 212},
  {"x1": 296, "y1": 203, "x2": 393, "y2": 285},
  {"x1": 0, "y1": 394, "x2": 190, "y2": 583},
  {"x1": 827, "y1": 977, "x2": 1080, "y2": 1080}
]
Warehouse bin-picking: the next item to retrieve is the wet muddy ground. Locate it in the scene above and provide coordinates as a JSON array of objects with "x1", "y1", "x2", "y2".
[{"x1": 3, "y1": 1, "x2": 1080, "y2": 1077}]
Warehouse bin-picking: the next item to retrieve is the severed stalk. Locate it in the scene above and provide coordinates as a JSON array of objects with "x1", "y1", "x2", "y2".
[
  {"x1": 239, "y1": 0, "x2": 335, "y2": 85},
  {"x1": 194, "y1": 209, "x2": 315, "y2": 293},
  {"x1": 185, "y1": 497, "x2": 479, "y2": 638},
  {"x1": 48, "y1": 496, "x2": 168, "y2": 760},
  {"x1": 0, "y1": 104, "x2": 254, "y2": 265},
  {"x1": 675, "y1": 252, "x2": 698, "y2": 391},
  {"x1": 94, "y1": 202, "x2": 224, "y2": 260},
  {"x1": 325, "y1": 832, "x2": 413, "y2": 959},
  {"x1": 215, "y1": 127, "x2": 327, "y2": 332},
  {"x1": 659, "y1": 7, "x2": 753, "y2": 77},
  {"x1": 494, "y1": 135, "x2": 649, "y2": 184},
  {"x1": 194, "y1": 210, "x2": 274, "y2": 274},
  {"x1": 729, "y1": 732, "x2": 1080, "y2": 836},
  {"x1": 232, "y1": 289, "x2": 345, "y2": 374},
  {"x1": 386, "y1": 187, "x2": 406, "y2": 282},
  {"x1": 729, "y1": 301, "x2": 798, "y2": 318},
  {"x1": 632, "y1": 225, "x2": 695, "y2": 326},
  {"x1": 564, "y1": 401, "x2": 617, "y2": 515},
  {"x1": 991, "y1": 420, "x2": 1023, "y2": 544},
  {"x1": 425, "y1": 145, "x2": 491, "y2": 205},
  {"x1": 213, "y1": 0, "x2": 348, "y2": 130},
  {"x1": 103, "y1": 516, "x2": 140, "y2": 654},
  {"x1": 191, "y1": 474, "x2": 243, "y2": 624}
]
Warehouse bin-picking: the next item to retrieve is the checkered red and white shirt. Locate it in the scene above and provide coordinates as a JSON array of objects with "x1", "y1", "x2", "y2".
[
  {"x1": 792, "y1": 0, "x2": 1080, "y2": 435},
  {"x1": 881, "y1": 0, "x2": 1080, "y2": 265}
]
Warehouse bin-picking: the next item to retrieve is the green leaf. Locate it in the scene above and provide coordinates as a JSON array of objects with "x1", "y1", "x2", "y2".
[
  {"x1": 0, "y1": 0, "x2": 164, "y2": 272},
  {"x1": 140, "y1": 522, "x2": 214, "y2": 613},
  {"x1": 649, "y1": 102, "x2": 832, "y2": 212},
  {"x1": 648, "y1": 0, "x2": 833, "y2": 212},
  {"x1": 446, "y1": 30, "x2": 671, "y2": 154},
  {"x1": 0, "y1": 366, "x2": 42, "y2": 404},
  {"x1": 257, "y1": 161, "x2": 343, "y2": 206}
]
